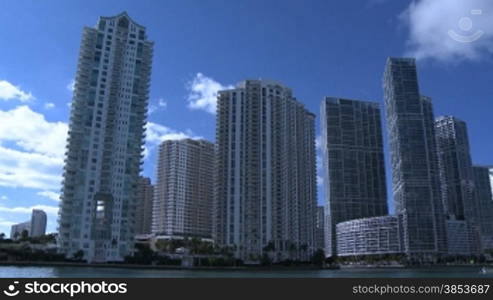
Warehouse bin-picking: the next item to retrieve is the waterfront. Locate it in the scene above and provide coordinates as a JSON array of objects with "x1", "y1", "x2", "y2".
[{"x1": 0, "y1": 265, "x2": 492, "y2": 278}]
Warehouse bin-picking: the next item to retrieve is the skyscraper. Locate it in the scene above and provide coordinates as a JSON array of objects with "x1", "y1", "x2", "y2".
[
  {"x1": 30, "y1": 209, "x2": 47, "y2": 237},
  {"x1": 215, "y1": 80, "x2": 317, "y2": 262},
  {"x1": 152, "y1": 139, "x2": 215, "y2": 239},
  {"x1": 321, "y1": 97, "x2": 388, "y2": 257},
  {"x1": 473, "y1": 166, "x2": 493, "y2": 251},
  {"x1": 435, "y1": 116, "x2": 476, "y2": 220},
  {"x1": 58, "y1": 12, "x2": 153, "y2": 262},
  {"x1": 435, "y1": 116, "x2": 480, "y2": 254},
  {"x1": 135, "y1": 177, "x2": 154, "y2": 235},
  {"x1": 383, "y1": 58, "x2": 447, "y2": 259}
]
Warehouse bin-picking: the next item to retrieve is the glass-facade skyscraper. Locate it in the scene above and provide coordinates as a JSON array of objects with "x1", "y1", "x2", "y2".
[
  {"x1": 383, "y1": 58, "x2": 447, "y2": 259},
  {"x1": 321, "y1": 97, "x2": 388, "y2": 257},
  {"x1": 58, "y1": 12, "x2": 153, "y2": 262},
  {"x1": 435, "y1": 116, "x2": 477, "y2": 222},
  {"x1": 435, "y1": 116, "x2": 480, "y2": 254},
  {"x1": 473, "y1": 166, "x2": 493, "y2": 251}
]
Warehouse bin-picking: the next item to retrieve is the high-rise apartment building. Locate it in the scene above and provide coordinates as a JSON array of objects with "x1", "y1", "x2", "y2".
[
  {"x1": 135, "y1": 177, "x2": 154, "y2": 235},
  {"x1": 152, "y1": 139, "x2": 215, "y2": 239},
  {"x1": 58, "y1": 12, "x2": 153, "y2": 262},
  {"x1": 383, "y1": 58, "x2": 446, "y2": 259},
  {"x1": 473, "y1": 166, "x2": 493, "y2": 250},
  {"x1": 321, "y1": 97, "x2": 388, "y2": 257},
  {"x1": 215, "y1": 80, "x2": 317, "y2": 262}
]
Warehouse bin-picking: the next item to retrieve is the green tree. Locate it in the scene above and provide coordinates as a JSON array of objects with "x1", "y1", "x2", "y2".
[
  {"x1": 20, "y1": 230, "x2": 29, "y2": 241},
  {"x1": 311, "y1": 249, "x2": 325, "y2": 267},
  {"x1": 73, "y1": 250, "x2": 84, "y2": 261}
]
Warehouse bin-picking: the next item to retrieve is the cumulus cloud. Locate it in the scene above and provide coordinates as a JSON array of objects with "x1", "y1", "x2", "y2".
[
  {"x1": 0, "y1": 105, "x2": 67, "y2": 158},
  {"x1": 37, "y1": 190, "x2": 60, "y2": 202},
  {"x1": 143, "y1": 122, "x2": 202, "y2": 159},
  {"x1": 401, "y1": 0, "x2": 493, "y2": 62},
  {"x1": 0, "y1": 80, "x2": 34, "y2": 102},
  {"x1": 0, "y1": 105, "x2": 67, "y2": 190},
  {"x1": 146, "y1": 122, "x2": 201, "y2": 145},
  {"x1": 186, "y1": 73, "x2": 233, "y2": 114},
  {"x1": 0, "y1": 204, "x2": 59, "y2": 215}
]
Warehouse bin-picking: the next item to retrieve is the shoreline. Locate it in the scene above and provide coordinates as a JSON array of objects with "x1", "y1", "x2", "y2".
[
  {"x1": 0, "y1": 261, "x2": 491, "y2": 271},
  {"x1": 0, "y1": 261, "x2": 325, "y2": 272}
]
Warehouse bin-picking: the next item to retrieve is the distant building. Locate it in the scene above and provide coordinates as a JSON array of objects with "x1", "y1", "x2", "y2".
[
  {"x1": 473, "y1": 166, "x2": 493, "y2": 251},
  {"x1": 215, "y1": 80, "x2": 317, "y2": 262},
  {"x1": 321, "y1": 97, "x2": 388, "y2": 257},
  {"x1": 383, "y1": 57, "x2": 447, "y2": 259},
  {"x1": 152, "y1": 139, "x2": 215, "y2": 239},
  {"x1": 30, "y1": 209, "x2": 47, "y2": 237},
  {"x1": 10, "y1": 209, "x2": 46, "y2": 239},
  {"x1": 315, "y1": 206, "x2": 325, "y2": 251},
  {"x1": 10, "y1": 221, "x2": 31, "y2": 240},
  {"x1": 135, "y1": 177, "x2": 154, "y2": 235},
  {"x1": 336, "y1": 215, "x2": 401, "y2": 257}
]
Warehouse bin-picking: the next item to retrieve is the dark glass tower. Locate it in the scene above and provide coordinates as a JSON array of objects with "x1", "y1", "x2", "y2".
[
  {"x1": 383, "y1": 58, "x2": 446, "y2": 259},
  {"x1": 321, "y1": 97, "x2": 388, "y2": 257}
]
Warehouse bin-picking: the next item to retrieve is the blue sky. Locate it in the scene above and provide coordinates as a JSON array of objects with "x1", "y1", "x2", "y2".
[{"x1": 0, "y1": 0, "x2": 492, "y2": 235}]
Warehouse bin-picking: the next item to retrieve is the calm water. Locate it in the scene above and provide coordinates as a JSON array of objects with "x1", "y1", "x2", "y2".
[{"x1": 0, "y1": 266, "x2": 492, "y2": 278}]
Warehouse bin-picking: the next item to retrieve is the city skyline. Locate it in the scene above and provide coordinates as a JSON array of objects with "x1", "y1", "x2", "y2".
[{"x1": 1, "y1": 1, "x2": 493, "y2": 235}]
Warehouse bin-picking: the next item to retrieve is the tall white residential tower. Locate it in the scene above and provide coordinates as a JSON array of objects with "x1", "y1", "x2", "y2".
[{"x1": 58, "y1": 12, "x2": 153, "y2": 262}]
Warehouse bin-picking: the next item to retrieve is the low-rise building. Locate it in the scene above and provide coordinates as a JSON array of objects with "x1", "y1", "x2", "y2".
[{"x1": 336, "y1": 215, "x2": 402, "y2": 257}]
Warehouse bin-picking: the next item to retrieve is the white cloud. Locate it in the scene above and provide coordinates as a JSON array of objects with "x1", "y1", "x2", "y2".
[
  {"x1": 0, "y1": 204, "x2": 59, "y2": 215},
  {"x1": 44, "y1": 102, "x2": 55, "y2": 110},
  {"x1": 0, "y1": 146, "x2": 63, "y2": 190},
  {"x1": 146, "y1": 122, "x2": 201, "y2": 145},
  {"x1": 37, "y1": 191, "x2": 60, "y2": 202},
  {"x1": 186, "y1": 73, "x2": 233, "y2": 114},
  {"x1": 66, "y1": 79, "x2": 75, "y2": 92},
  {"x1": 317, "y1": 175, "x2": 323, "y2": 187},
  {"x1": 0, "y1": 105, "x2": 67, "y2": 158},
  {"x1": 148, "y1": 98, "x2": 167, "y2": 115},
  {"x1": 158, "y1": 98, "x2": 167, "y2": 109},
  {"x1": 0, "y1": 195, "x2": 7, "y2": 201},
  {"x1": 401, "y1": 0, "x2": 493, "y2": 62},
  {"x1": 0, "y1": 217, "x2": 15, "y2": 227},
  {"x1": 144, "y1": 122, "x2": 202, "y2": 160},
  {"x1": 0, "y1": 80, "x2": 34, "y2": 102},
  {"x1": 0, "y1": 105, "x2": 67, "y2": 190},
  {"x1": 148, "y1": 104, "x2": 157, "y2": 115}
]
